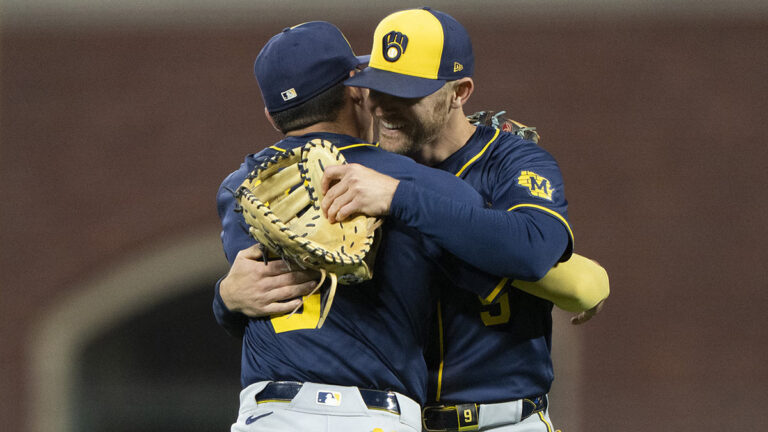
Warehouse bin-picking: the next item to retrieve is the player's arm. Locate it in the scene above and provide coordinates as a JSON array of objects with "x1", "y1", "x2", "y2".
[
  {"x1": 219, "y1": 245, "x2": 318, "y2": 317},
  {"x1": 391, "y1": 173, "x2": 613, "y2": 318},
  {"x1": 322, "y1": 164, "x2": 564, "y2": 280},
  {"x1": 398, "y1": 182, "x2": 611, "y2": 320},
  {"x1": 512, "y1": 253, "x2": 608, "y2": 316},
  {"x1": 213, "y1": 166, "x2": 317, "y2": 337},
  {"x1": 321, "y1": 157, "x2": 609, "y2": 318}
]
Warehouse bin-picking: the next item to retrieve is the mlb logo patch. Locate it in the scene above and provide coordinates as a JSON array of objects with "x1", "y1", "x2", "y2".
[
  {"x1": 317, "y1": 391, "x2": 342, "y2": 406},
  {"x1": 281, "y1": 88, "x2": 297, "y2": 101}
]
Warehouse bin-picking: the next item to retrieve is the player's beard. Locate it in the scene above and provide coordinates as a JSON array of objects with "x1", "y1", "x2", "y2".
[{"x1": 374, "y1": 94, "x2": 451, "y2": 161}]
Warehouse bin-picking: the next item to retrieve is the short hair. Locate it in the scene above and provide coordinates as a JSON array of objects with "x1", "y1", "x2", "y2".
[{"x1": 269, "y1": 81, "x2": 347, "y2": 134}]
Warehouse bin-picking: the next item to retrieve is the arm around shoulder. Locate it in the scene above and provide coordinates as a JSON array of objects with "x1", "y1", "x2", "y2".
[{"x1": 512, "y1": 253, "x2": 609, "y2": 313}]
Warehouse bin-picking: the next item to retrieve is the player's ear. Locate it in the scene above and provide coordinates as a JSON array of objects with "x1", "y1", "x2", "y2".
[
  {"x1": 347, "y1": 70, "x2": 368, "y2": 106},
  {"x1": 451, "y1": 78, "x2": 474, "y2": 108},
  {"x1": 263, "y1": 107, "x2": 281, "y2": 133},
  {"x1": 347, "y1": 86, "x2": 365, "y2": 106}
]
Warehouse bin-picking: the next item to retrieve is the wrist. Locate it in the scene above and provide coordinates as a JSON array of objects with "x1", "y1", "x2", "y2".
[
  {"x1": 389, "y1": 179, "x2": 413, "y2": 219},
  {"x1": 219, "y1": 276, "x2": 241, "y2": 313},
  {"x1": 383, "y1": 179, "x2": 400, "y2": 214}
]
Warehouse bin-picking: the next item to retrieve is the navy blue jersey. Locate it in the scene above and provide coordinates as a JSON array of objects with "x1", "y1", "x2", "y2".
[
  {"x1": 422, "y1": 125, "x2": 574, "y2": 403},
  {"x1": 388, "y1": 129, "x2": 573, "y2": 282},
  {"x1": 214, "y1": 132, "x2": 491, "y2": 405}
]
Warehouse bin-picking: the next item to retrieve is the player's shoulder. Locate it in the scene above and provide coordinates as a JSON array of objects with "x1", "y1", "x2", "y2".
[
  {"x1": 219, "y1": 156, "x2": 248, "y2": 192},
  {"x1": 218, "y1": 147, "x2": 278, "y2": 194},
  {"x1": 340, "y1": 142, "x2": 421, "y2": 168},
  {"x1": 479, "y1": 125, "x2": 559, "y2": 165},
  {"x1": 339, "y1": 141, "x2": 394, "y2": 159},
  {"x1": 340, "y1": 142, "x2": 480, "y2": 200},
  {"x1": 490, "y1": 126, "x2": 540, "y2": 151},
  {"x1": 337, "y1": 141, "x2": 383, "y2": 153}
]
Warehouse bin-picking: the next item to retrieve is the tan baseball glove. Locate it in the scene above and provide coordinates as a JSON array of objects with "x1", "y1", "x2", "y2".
[
  {"x1": 236, "y1": 139, "x2": 381, "y2": 328},
  {"x1": 467, "y1": 110, "x2": 541, "y2": 144}
]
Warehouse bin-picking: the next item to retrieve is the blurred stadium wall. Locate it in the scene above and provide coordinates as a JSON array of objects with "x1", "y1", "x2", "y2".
[{"x1": 2, "y1": 1, "x2": 767, "y2": 431}]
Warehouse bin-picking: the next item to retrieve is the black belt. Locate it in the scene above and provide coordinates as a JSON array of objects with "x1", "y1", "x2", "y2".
[
  {"x1": 422, "y1": 396, "x2": 547, "y2": 432},
  {"x1": 255, "y1": 381, "x2": 400, "y2": 414}
]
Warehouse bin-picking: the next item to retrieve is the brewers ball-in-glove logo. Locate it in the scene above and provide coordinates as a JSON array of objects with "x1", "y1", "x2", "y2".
[{"x1": 382, "y1": 31, "x2": 408, "y2": 62}]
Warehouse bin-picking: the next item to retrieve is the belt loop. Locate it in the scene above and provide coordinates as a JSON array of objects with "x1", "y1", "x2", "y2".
[
  {"x1": 393, "y1": 392, "x2": 421, "y2": 431},
  {"x1": 455, "y1": 403, "x2": 479, "y2": 431},
  {"x1": 423, "y1": 394, "x2": 547, "y2": 431}
]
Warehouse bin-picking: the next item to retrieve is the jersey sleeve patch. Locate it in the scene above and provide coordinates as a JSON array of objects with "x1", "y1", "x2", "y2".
[{"x1": 516, "y1": 170, "x2": 554, "y2": 201}]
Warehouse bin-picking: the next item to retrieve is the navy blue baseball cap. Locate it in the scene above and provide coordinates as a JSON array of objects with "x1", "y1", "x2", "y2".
[
  {"x1": 254, "y1": 21, "x2": 370, "y2": 113},
  {"x1": 345, "y1": 7, "x2": 474, "y2": 98}
]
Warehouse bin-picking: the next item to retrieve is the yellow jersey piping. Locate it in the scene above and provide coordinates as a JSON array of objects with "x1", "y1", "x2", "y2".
[
  {"x1": 508, "y1": 203, "x2": 575, "y2": 244},
  {"x1": 271, "y1": 141, "x2": 378, "y2": 153},
  {"x1": 454, "y1": 128, "x2": 500, "y2": 178},
  {"x1": 337, "y1": 142, "x2": 379, "y2": 150},
  {"x1": 537, "y1": 412, "x2": 554, "y2": 432},
  {"x1": 435, "y1": 300, "x2": 445, "y2": 402},
  {"x1": 483, "y1": 278, "x2": 508, "y2": 303}
]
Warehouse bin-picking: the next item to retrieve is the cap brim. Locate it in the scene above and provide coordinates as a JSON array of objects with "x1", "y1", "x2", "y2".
[
  {"x1": 355, "y1": 54, "x2": 371, "y2": 65},
  {"x1": 345, "y1": 66, "x2": 446, "y2": 98}
]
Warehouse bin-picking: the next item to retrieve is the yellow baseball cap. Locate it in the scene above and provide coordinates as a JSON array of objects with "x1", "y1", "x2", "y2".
[{"x1": 345, "y1": 7, "x2": 474, "y2": 98}]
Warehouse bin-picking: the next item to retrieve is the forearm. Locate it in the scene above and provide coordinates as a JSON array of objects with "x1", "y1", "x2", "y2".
[
  {"x1": 215, "y1": 198, "x2": 252, "y2": 338},
  {"x1": 512, "y1": 253, "x2": 609, "y2": 312}
]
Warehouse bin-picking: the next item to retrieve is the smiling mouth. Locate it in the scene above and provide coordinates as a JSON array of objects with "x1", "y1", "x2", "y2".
[{"x1": 379, "y1": 119, "x2": 405, "y2": 130}]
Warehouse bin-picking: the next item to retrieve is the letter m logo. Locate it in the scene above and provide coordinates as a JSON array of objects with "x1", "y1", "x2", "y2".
[{"x1": 517, "y1": 170, "x2": 554, "y2": 201}]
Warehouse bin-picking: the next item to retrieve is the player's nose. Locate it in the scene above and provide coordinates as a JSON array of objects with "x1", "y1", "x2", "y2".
[
  {"x1": 368, "y1": 91, "x2": 399, "y2": 115},
  {"x1": 368, "y1": 90, "x2": 393, "y2": 106}
]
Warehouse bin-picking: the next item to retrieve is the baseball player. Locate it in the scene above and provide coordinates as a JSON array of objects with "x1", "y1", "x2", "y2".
[
  {"x1": 322, "y1": 7, "x2": 609, "y2": 431},
  {"x1": 216, "y1": 21, "x2": 526, "y2": 432}
]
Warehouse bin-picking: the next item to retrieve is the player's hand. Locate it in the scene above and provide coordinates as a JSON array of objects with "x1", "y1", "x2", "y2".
[
  {"x1": 321, "y1": 163, "x2": 399, "y2": 223},
  {"x1": 570, "y1": 299, "x2": 605, "y2": 325},
  {"x1": 220, "y1": 244, "x2": 319, "y2": 317}
]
